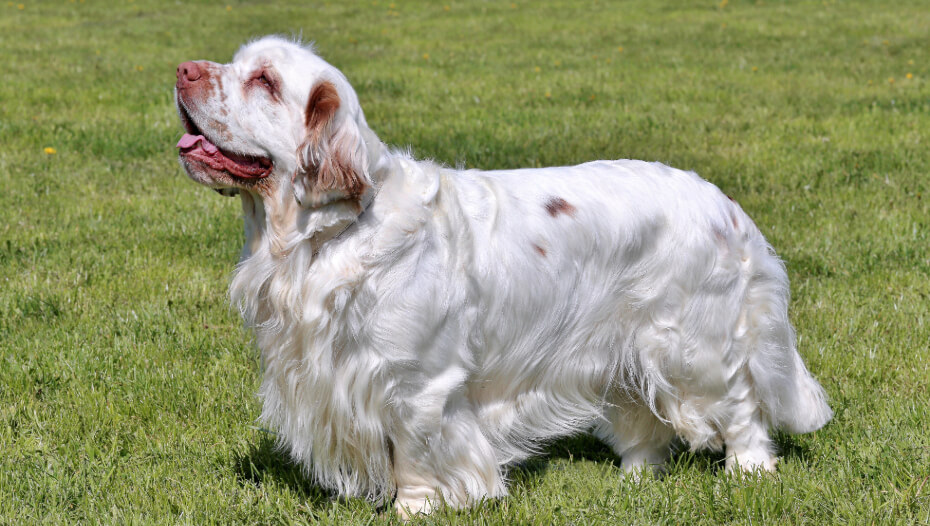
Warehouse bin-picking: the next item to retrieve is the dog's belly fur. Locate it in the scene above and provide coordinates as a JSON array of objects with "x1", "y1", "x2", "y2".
[{"x1": 234, "y1": 157, "x2": 830, "y2": 504}]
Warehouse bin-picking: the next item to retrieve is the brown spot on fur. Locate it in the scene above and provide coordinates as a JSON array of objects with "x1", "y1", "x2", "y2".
[
  {"x1": 215, "y1": 70, "x2": 223, "y2": 99},
  {"x1": 209, "y1": 118, "x2": 233, "y2": 143},
  {"x1": 544, "y1": 197, "x2": 576, "y2": 218},
  {"x1": 731, "y1": 213, "x2": 739, "y2": 229},
  {"x1": 532, "y1": 243, "x2": 547, "y2": 257},
  {"x1": 306, "y1": 81, "x2": 340, "y2": 138}
]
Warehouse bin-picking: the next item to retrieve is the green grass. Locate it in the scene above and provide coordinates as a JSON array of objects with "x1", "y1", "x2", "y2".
[{"x1": 2, "y1": 0, "x2": 929, "y2": 523}]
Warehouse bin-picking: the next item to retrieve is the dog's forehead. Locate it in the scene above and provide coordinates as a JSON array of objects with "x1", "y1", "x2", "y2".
[
  {"x1": 233, "y1": 37, "x2": 316, "y2": 69},
  {"x1": 230, "y1": 37, "x2": 336, "y2": 98}
]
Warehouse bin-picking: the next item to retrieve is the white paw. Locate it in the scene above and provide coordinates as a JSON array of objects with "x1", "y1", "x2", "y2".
[
  {"x1": 621, "y1": 450, "x2": 668, "y2": 479},
  {"x1": 725, "y1": 451, "x2": 778, "y2": 473},
  {"x1": 394, "y1": 488, "x2": 437, "y2": 520},
  {"x1": 620, "y1": 456, "x2": 665, "y2": 481}
]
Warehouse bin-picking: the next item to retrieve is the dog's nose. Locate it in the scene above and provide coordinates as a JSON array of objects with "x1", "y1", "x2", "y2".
[{"x1": 176, "y1": 61, "x2": 202, "y2": 87}]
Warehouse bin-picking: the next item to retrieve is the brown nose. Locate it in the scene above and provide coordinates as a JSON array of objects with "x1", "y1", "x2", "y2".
[{"x1": 176, "y1": 61, "x2": 202, "y2": 88}]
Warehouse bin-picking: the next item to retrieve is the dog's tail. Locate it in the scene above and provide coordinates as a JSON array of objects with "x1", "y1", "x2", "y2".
[
  {"x1": 743, "y1": 245, "x2": 833, "y2": 434},
  {"x1": 750, "y1": 338, "x2": 833, "y2": 434}
]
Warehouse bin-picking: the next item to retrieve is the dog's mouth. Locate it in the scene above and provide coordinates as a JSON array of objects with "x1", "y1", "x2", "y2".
[{"x1": 176, "y1": 103, "x2": 273, "y2": 181}]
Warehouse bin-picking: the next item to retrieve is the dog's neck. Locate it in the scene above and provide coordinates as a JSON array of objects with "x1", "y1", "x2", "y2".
[{"x1": 238, "y1": 126, "x2": 394, "y2": 263}]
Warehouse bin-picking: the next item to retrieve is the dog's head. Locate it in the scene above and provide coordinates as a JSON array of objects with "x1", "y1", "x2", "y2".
[{"x1": 175, "y1": 36, "x2": 371, "y2": 208}]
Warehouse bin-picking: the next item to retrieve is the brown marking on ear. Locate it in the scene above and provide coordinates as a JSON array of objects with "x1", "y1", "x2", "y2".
[
  {"x1": 532, "y1": 243, "x2": 547, "y2": 257},
  {"x1": 544, "y1": 197, "x2": 576, "y2": 218},
  {"x1": 731, "y1": 212, "x2": 739, "y2": 229},
  {"x1": 295, "y1": 81, "x2": 368, "y2": 207},
  {"x1": 306, "y1": 81, "x2": 340, "y2": 139},
  {"x1": 315, "y1": 148, "x2": 368, "y2": 201}
]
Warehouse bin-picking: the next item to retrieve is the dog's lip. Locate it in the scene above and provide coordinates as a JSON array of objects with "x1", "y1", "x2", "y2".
[{"x1": 176, "y1": 100, "x2": 273, "y2": 180}]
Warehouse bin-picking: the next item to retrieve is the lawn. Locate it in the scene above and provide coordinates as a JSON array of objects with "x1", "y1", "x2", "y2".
[{"x1": 1, "y1": 0, "x2": 928, "y2": 523}]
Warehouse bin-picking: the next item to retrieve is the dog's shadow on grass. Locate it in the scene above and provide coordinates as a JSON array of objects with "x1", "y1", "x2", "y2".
[
  {"x1": 507, "y1": 431, "x2": 818, "y2": 491},
  {"x1": 233, "y1": 434, "x2": 332, "y2": 507},
  {"x1": 233, "y1": 429, "x2": 818, "y2": 510}
]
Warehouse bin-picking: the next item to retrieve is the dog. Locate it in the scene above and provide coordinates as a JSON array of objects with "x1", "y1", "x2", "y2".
[{"x1": 174, "y1": 36, "x2": 832, "y2": 517}]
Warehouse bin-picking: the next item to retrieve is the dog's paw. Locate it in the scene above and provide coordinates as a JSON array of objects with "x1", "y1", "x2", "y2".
[
  {"x1": 725, "y1": 451, "x2": 778, "y2": 473},
  {"x1": 394, "y1": 486, "x2": 438, "y2": 520},
  {"x1": 394, "y1": 496, "x2": 434, "y2": 521},
  {"x1": 620, "y1": 444, "x2": 670, "y2": 479}
]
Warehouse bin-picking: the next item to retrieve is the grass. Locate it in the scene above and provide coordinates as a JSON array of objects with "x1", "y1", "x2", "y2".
[{"x1": 1, "y1": 0, "x2": 928, "y2": 523}]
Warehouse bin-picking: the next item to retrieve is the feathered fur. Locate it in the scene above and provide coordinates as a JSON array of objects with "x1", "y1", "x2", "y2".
[{"x1": 174, "y1": 36, "x2": 832, "y2": 517}]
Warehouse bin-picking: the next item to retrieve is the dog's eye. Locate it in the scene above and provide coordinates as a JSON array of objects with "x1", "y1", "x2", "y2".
[{"x1": 250, "y1": 69, "x2": 276, "y2": 94}]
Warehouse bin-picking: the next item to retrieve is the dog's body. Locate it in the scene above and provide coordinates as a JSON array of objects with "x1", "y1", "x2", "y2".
[{"x1": 175, "y1": 36, "x2": 831, "y2": 515}]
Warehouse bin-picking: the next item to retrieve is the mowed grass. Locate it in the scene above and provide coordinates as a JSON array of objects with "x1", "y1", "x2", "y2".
[{"x1": 1, "y1": 0, "x2": 928, "y2": 523}]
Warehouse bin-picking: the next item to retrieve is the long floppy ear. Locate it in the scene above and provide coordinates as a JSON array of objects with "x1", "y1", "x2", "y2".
[{"x1": 293, "y1": 80, "x2": 370, "y2": 208}]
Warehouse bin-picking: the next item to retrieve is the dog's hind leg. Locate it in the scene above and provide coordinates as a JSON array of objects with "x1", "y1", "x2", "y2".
[
  {"x1": 595, "y1": 395, "x2": 676, "y2": 476},
  {"x1": 722, "y1": 365, "x2": 777, "y2": 472}
]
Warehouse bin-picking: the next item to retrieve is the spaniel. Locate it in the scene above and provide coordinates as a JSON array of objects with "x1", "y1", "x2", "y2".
[{"x1": 174, "y1": 36, "x2": 831, "y2": 517}]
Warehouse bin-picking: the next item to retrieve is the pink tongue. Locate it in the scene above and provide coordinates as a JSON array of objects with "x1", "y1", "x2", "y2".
[{"x1": 176, "y1": 134, "x2": 218, "y2": 154}]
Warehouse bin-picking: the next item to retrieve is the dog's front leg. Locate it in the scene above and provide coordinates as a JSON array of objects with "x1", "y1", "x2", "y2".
[
  {"x1": 392, "y1": 453, "x2": 443, "y2": 519},
  {"x1": 390, "y1": 378, "x2": 505, "y2": 518}
]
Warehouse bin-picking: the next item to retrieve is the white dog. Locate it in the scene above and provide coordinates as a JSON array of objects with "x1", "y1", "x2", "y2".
[{"x1": 174, "y1": 36, "x2": 831, "y2": 517}]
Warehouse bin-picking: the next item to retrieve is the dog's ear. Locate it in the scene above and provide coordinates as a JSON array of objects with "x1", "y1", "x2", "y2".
[{"x1": 293, "y1": 80, "x2": 369, "y2": 208}]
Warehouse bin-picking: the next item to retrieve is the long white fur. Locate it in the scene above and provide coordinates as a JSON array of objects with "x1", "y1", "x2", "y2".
[{"x1": 176, "y1": 36, "x2": 832, "y2": 516}]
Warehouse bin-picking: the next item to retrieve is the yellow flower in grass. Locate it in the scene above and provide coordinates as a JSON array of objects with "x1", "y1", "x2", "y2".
[
  {"x1": 443, "y1": 5, "x2": 450, "y2": 11},
  {"x1": 226, "y1": 5, "x2": 231, "y2": 11},
  {"x1": 888, "y1": 77, "x2": 895, "y2": 84},
  {"x1": 617, "y1": 46, "x2": 623, "y2": 53},
  {"x1": 17, "y1": 3, "x2": 24, "y2": 9},
  {"x1": 422, "y1": 53, "x2": 429, "y2": 60},
  {"x1": 534, "y1": 66, "x2": 541, "y2": 72},
  {"x1": 44, "y1": 147, "x2": 57, "y2": 155},
  {"x1": 718, "y1": 0, "x2": 728, "y2": 8},
  {"x1": 544, "y1": 91, "x2": 551, "y2": 98},
  {"x1": 906, "y1": 72, "x2": 913, "y2": 80},
  {"x1": 135, "y1": 65, "x2": 144, "y2": 72}
]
